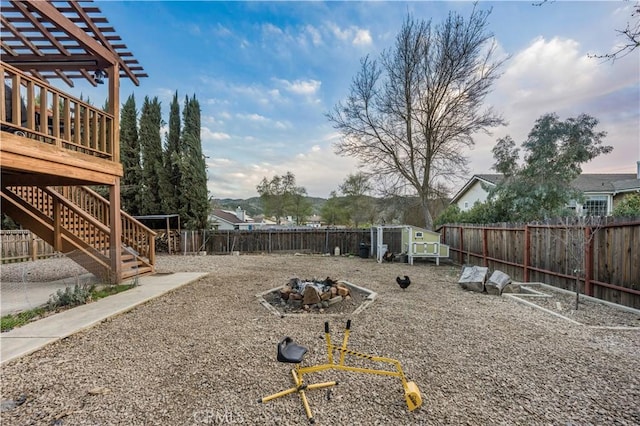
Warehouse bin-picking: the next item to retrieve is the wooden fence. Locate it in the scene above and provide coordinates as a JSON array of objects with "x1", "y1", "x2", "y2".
[
  {"x1": 439, "y1": 218, "x2": 640, "y2": 309},
  {"x1": 179, "y1": 228, "x2": 376, "y2": 256},
  {"x1": 1, "y1": 230, "x2": 59, "y2": 263}
]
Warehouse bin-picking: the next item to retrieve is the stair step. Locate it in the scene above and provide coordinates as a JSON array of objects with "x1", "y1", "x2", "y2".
[{"x1": 121, "y1": 266, "x2": 153, "y2": 280}]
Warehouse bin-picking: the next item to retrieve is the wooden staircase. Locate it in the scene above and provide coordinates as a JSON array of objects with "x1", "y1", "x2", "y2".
[{"x1": 0, "y1": 185, "x2": 155, "y2": 282}]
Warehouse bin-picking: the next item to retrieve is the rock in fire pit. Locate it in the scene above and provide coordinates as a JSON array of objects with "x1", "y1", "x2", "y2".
[
  {"x1": 257, "y1": 277, "x2": 377, "y2": 316},
  {"x1": 281, "y1": 277, "x2": 350, "y2": 310}
]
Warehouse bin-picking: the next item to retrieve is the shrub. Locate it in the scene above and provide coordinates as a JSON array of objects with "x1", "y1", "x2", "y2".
[
  {"x1": 612, "y1": 193, "x2": 640, "y2": 218},
  {"x1": 48, "y1": 283, "x2": 95, "y2": 309}
]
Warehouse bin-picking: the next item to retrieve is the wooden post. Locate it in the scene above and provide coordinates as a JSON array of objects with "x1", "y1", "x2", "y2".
[
  {"x1": 53, "y1": 197, "x2": 62, "y2": 252},
  {"x1": 108, "y1": 63, "x2": 122, "y2": 282},
  {"x1": 166, "y1": 216, "x2": 171, "y2": 255},
  {"x1": 482, "y1": 228, "x2": 488, "y2": 267},
  {"x1": 31, "y1": 235, "x2": 37, "y2": 261},
  {"x1": 109, "y1": 178, "x2": 122, "y2": 283},
  {"x1": 108, "y1": 64, "x2": 120, "y2": 162},
  {"x1": 458, "y1": 226, "x2": 464, "y2": 264},
  {"x1": 523, "y1": 225, "x2": 530, "y2": 282},
  {"x1": 584, "y1": 226, "x2": 593, "y2": 297}
]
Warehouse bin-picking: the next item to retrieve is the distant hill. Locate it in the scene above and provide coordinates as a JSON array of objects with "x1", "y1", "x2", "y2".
[
  {"x1": 211, "y1": 196, "x2": 327, "y2": 217},
  {"x1": 210, "y1": 195, "x2": 451, "y2": 226}
]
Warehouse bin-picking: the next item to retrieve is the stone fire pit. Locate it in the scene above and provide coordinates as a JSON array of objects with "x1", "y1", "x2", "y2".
[{"x1": 257, "y1": 277, "x2": 377, "y2": 316}]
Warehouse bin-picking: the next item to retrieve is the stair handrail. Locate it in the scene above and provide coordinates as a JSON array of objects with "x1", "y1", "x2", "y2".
[{"x1": 54, "y1": 186, "x2": 156, "y2": 263}]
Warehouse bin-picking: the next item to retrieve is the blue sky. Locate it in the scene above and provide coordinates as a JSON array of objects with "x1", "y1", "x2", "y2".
[{"x1": 76, "y1": 1, "x2": 639, "y2": 199}]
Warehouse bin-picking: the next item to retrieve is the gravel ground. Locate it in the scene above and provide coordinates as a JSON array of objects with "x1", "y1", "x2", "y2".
[
  {"x1": 510, "y1": 287, "x2": 640, "y2": 328},
  {"x1": 1, "y1": 254, "x2": 639, "y2": 425}
]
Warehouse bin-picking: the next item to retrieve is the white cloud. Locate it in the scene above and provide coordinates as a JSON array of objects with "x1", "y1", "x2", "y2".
[
  {"x1": 325, "y1": 22, "x2": 372, "y2": 46},
  {"x1": 202, "y1": 127, "x2": 231, "y2": 141},
  {"x1": 277, "y1": 78, "x2": 322, "y2": 96},
  {"x1": 465, "y1": 34, "x2": 640, "y2": 179},
  {"x1": 274, "y1": 120, "x2": 291, "y2": 130},
  {"x1": 305, "y1": 25, "x2": 323, "y2": 46},
  {"x1": 262, "y1": 23, "x2": 284, "y2": 36},
  {"x1": 236, "y1": 113, "x2": 268, "y2": 122},
  {"x1": 207, "y1": 140, "x2": 360, "y2": 199},
  {"x1": 352, "y1": 29, "x2": 372, "y2": 46},
  {"x1": 327, "y1": 22, "x2": 350, "y2": 41}
]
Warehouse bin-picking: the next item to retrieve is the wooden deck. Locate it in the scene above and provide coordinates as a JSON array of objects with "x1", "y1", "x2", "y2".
[{"x1": 1, "y1": 1, "x2": 152, "y2": 283}]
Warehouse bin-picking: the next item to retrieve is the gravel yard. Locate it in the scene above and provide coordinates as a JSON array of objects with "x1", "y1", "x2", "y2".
[{"x1": 1, "y1": 254, "x2": 639, "y2": 425}]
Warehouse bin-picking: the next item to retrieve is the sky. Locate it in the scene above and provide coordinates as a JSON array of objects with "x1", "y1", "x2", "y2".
[{"x1": 73, "y1": 1, "x2": 640, "y2": 199}]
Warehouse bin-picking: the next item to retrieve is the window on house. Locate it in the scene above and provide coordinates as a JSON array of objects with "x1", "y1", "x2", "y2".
[
  {"x1": 464, "y1": 201, "x2": 469, "y2": 210},
  {"x1": 583, "y1": 196, "x2": 608, "y2": 217}
]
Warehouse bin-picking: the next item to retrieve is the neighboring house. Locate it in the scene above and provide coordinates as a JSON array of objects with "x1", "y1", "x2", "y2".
[
  {"x1": 305, "y1": 215, "x2": 323, "y2": 228},
  {"x1": 451, "y1": 163, "x2": 640, "y2": 216},
  {"x1": 210, "y1": 207, "x2": 256, "y2": 230}
]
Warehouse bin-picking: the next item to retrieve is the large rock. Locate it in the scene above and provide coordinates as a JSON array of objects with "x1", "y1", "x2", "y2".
[
  {"x1": 302, "y1": 286, "x2": 321, "y2": 305},
  {"x1": 336, "y1": 284, "x2": 350, "y2": 297},
  {"x1": 280, "y1": 285, "x2": 293, "y2": 300},
  {"x1": 485, "y1": 270, "x2": 512, "y2": 296},
  {"x1": 458, "y1": 265, "x2": 488, "y2": 293}
]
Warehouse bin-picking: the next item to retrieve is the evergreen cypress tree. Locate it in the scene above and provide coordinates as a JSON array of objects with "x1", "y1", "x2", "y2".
[
  {"x1": 139, "y1": 96, "x2": 166, "y2": 214},
  {"x1": 163, "y1": 91, "x2": 182, "y2": 213},
  {"x1": 178, "y1": 95, "x2": 209, "y2": 229},
  {"x1": 119, "y1": 94, "x2": 143, "y2": 215}
]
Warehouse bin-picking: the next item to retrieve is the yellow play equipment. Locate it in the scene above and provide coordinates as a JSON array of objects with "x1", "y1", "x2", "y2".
[{"x1": 259, "y1": 320, "x2": 423, "y2": 423}]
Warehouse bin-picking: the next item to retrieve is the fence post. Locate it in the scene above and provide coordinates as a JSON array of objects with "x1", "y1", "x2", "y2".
[
  {"x1": 458, "y1": 226, "x2": 464, "y2": 264},
  {"x1": 584, "y1": 225, "x2": 593, "y2": 297},
  {"x1": 482, "y1": 228, "x2": 488, "y2": 267},
  {"x1": 524, "y1": 225, "x2": 530, "y2": 282},
  {"x1": 31, "y1": 235, "x2": 37, "y2": 261}
]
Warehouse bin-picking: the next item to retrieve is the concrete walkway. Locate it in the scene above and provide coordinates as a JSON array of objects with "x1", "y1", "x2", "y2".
[
  {"x1": 1, "y1": 272, "x2": 207, "y2": 365},
  {"x1": 1, "y1": 273, "x2": 100, "y2": 316}
]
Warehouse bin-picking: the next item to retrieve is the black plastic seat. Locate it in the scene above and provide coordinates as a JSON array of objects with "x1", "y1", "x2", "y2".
[{"x1": 277, "y1": 337, "x2": 308, "y2": 364}]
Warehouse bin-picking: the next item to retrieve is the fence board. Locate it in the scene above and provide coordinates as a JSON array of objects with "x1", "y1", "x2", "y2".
[{"x1": 1, "y1": 230, "x2": 59, "y2": 263}]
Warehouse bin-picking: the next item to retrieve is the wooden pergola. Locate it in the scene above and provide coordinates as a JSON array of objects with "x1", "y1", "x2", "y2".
[
  {"x1": 1, "y1": 0, "x2": 147, "y2": 87},
  {"x1": 1, "y1": 0, "x2": 154, "y2": 283}
]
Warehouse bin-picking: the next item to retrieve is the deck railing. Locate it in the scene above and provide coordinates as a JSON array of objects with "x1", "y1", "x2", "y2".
[
  {"x1": 5, "y1": 186, "x2": 155, "y2": 266},
  {"x1": 1, "y1": 62, "x2": 115, "y2": 160}
]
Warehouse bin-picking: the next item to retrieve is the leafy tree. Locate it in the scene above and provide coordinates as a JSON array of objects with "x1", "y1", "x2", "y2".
[
  {"x1": 139, "y1": 96, "x2": 166, "y2": 215},
  {"x1": 612, "y1": 193, "x2": 640, "y2": 217},
  {"x1": 321, "y1": 191, "x2": 349, "y2": 226},
  {"x1": 1, "y1": 213, "x2": 19, "y2": 230},
  {"x1": 339, "y1": 172, "x2": 374, "y2": 227},
  {"x1": 256, "y1": 171, "x2": 306, "y2": 224},
  {"x1": 434, "y1": 204, "x2": 462, "y2": 227},
  {"x1": 119, "y1": 94, "x2": 143, "y2": 215},
  {"x1": 164, "y1": 91, "x2": 182, "y2": 214},
  {"x1": 290, "y1": 187, "x2": 313, "y2": 225},
  {"x1": 328, "y1": 7, "x2": 506, "y2": 230},
  {"x1": 178, "y1": 95, "x2": 209, "y2": 229},
  {"x1": 490, "y1": 113, "x2": 613, "y2": 222}
]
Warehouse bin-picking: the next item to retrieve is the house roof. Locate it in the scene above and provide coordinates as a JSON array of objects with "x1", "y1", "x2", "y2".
[
  {"x1": 1, "y1": 0, "x2": 147, "y2": 86},
  {"x1": 572, "y1": 174, "x2": 637, "y2": 192},
  {"x1": 210, "y1": 209, "x2": 247, "y2": 225},
  {"x1": 451, "y1": 173, "x2": 639, "y2": 204}
]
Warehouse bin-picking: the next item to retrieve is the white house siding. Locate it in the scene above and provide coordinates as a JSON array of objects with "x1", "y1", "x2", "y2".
[{"x1": 456, "y1": 181, "x2": 491, "y2": 211}]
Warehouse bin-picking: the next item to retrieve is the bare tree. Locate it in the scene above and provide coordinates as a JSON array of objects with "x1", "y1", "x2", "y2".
[
  {"x1": 327, "y1": 7, "x2": 506, "y2": 229},
  {"x1": 536, "y1": 0, "x2": 640, "y2": 61},
  {"x1": 592, "y1": 1, "x2": 640, "y2": 61},
  {"x1": 551, "y1": 216, "x2": 603, "y2": 311}
]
